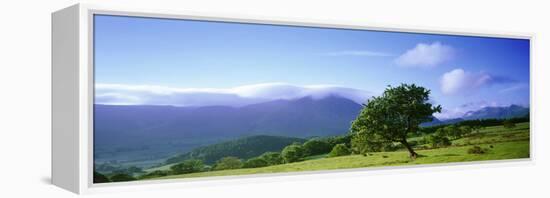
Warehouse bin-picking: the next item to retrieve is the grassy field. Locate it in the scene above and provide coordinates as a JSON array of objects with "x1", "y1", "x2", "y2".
[{"x1": 148, "y1": 122, "x2": 529, "y2": 180}]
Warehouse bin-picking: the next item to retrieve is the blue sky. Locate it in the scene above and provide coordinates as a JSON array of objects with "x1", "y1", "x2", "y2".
[{"x1": 94, "y1": 15, "x2": 530, "y2": 119}]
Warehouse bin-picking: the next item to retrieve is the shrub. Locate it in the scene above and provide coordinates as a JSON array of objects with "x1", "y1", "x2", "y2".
[
  {"x1": 328, "y1": 144, "x2": 351, "y2": 157},
  {"x1": 170, "y1": 159, "x2": 205, "y2": 174},
  {"x1": 426, "y1": 130, "x2": 452, "y2": 148},
  {"x1": 109, "y1": 173, "x2": 136, "y2": 182},
  {"x1": 213, "y1": 156, "x2": 243, "y2": 170},
  {"x1": 459, "y1": 126, "x2": 474, "y2": 137},
  {"x1": 303, "y1": 139, "x2": 332, "y2": 156},
  {"x1": 281, "y1": 144, "x2": 305, "y2": 163},
  {"x1": 467, "y1": 146, "x2": 488, "y2": 154},
  {"x1": 243, "y1": 157, "x2": 268, "y2": 168},
  {"x1": 259, "y1": 152, "x2": 283, "y2": 165},
  {"x1": 447, "y1": 125, "x2": 463, "y2": 139},
  {"x1": 324, "y1": 135, "x2": 352, "y2": 148}
]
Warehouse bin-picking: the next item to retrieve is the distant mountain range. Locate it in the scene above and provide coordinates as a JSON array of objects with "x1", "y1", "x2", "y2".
[
  {"x1": 423, "y1": 105, "x2": 529, "y2": 126},
  {"x1": 462, "y1": 105, "x2": 529, "y2": 120},
  {"x1": 94, "y1": 96, "x2": 362, "y2": 164}
]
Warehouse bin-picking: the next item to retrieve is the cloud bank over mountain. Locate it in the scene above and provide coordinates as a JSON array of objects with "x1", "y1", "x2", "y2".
[{"x1": 95, "y1": 83, "x2": 374, "y2": 107}]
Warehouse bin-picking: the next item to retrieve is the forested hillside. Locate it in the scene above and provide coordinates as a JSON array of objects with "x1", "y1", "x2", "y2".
[{"x1": 165, "y1": 135, "x2": 307, "y2": 164}]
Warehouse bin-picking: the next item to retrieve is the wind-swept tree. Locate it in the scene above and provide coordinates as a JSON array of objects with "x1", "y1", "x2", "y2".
[{"x1": 350, "y1": 84, "x2": 441, "y2": 159}]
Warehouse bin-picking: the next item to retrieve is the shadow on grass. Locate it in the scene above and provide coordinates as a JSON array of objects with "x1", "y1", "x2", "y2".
[{"x1": 415, "y1": 154, "x2": 428, "y2": 158}]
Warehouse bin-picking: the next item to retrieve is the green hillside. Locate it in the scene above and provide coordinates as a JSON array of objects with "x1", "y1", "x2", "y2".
[
  {"x1": 152, "y1": 122, "x2": 530, "y2": 180},
  {"x1": 165, "y1": 135, "x2": 306, "y2": 165}
]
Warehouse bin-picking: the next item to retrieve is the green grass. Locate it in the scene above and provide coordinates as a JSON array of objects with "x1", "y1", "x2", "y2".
[
  {"x1": 303, "y1": 154, "x2": 328, "y2": 160},
  {"x1": 148, "y1": 122, "x2": 529, "y2": 180}
]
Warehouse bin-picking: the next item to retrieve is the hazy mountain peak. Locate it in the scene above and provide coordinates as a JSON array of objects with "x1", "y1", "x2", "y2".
[{"x1": 462, "y1": 104, "x2": 529, "y2": 120}]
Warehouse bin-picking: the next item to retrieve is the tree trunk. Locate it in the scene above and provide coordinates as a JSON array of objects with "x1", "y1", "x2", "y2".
[{"x1": 401, "y1": 140, "x2": 418, "y2": 159}]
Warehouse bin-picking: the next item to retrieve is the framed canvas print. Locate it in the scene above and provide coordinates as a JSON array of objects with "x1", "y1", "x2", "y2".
[{"x1": 52, "y1": 4, "x2": 533, "y2": 194}]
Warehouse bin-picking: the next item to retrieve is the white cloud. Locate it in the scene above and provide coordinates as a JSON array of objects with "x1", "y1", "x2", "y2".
[
  {"x1": 95, "y1": 83, "x2": 373, "y2": 107},
  {"x1": 395, "y1": 42, "x2": 454, "y2": 68},
  {"x1": 325, "y1": 50, "x2": 392, "y2": 57},
  {"x1": 440, "y1": 69, "x2": 490, "y2": 95},
  {"x1": 440, "y1": 68, "x2": 514, "y2": 95}
]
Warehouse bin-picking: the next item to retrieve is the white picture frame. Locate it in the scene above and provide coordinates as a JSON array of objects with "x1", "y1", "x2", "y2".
[{"x1": 52, "y1": 3, "x2": 534, "y2": 194}]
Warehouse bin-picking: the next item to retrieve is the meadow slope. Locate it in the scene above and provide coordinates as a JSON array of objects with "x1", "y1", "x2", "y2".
[{"x1": 153, "y1": 123, "x2": 530, "y2": 180}]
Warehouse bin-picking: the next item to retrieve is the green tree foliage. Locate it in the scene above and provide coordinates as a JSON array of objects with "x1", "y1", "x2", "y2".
[
  {"x1": 170, "y1": 159, "x2": 205, "y2": 174},
  {"x1": 459, "y1": 125, "x2": 474, "y2": 137},
  {"x1": 445, "y1": 125, "x2": 462, "y2": 139},
  {"x1": 425, "y1": 128, "x2": 452, "y2": 148},
  {"x1": 213, "y1": 156, "x2": 243, "y2": 170},
  {"x1": 322, "y1": 135, "x2": 352, "y2": 148},
  {"x1": 351, "y1": 130, "x2": 390, "y2": 154},
  {"x1": 281, "y1": 143, "x2": 305, "y2": 163},
  {"x1": 302, "y1": 139, "x2": 332, "y2": 156},
  {"x1": 109, "y1": 173, "x2": 136, "y2": 182},
  {"x1": 166, "y1": 135, "x2": 306, "y2": 165},
  {"x1": 243, "y1": 157, "x2": 269, "y2": 168},
  {"x1": 350, "y1": 84, "x2": 441, "y2": 159},
  {"x1": 439, "y1": 125, "x2": 474, "y2": 140},
  {"x1": 420, "y1": 114, "x2": 529, "y2": 135},
  {"x1": 259, "y1": 152, "x2": 283, "y2": 165},
  {"x1": 471, "y1": 125, "x2": 483, "y2": 133},
  {"x1": 503, "y1": 120, "x2": 517, "y2": 129},
  {"x1": 422, "y1": 124, "x2": 475, "y2": 140},
  {"x1": 421, "y1": 114, "x2": 529, "y2": 135},
  {"x1": 93, "y1": 171, "x2": 110, "y2": 183},
  {"x1": 328, "y1": 144, "x2": 351, "y2": 157}
]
